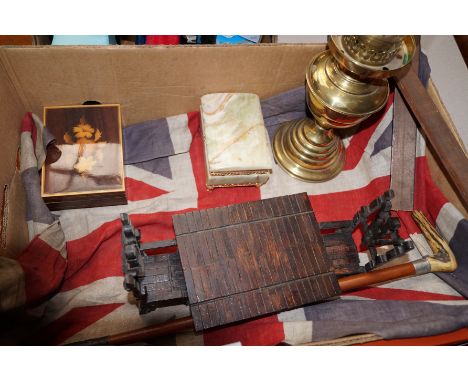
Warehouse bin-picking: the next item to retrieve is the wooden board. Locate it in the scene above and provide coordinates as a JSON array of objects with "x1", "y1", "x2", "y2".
[
  {"x1": 397, "y1": 68, "x2": 468, "y2": 210},
  {"x1": 390, "y1": 87, "x2": 416, "y2": 211},
  {"x1": 173, "y1": 193, "x2": 341, "y2": 331}
]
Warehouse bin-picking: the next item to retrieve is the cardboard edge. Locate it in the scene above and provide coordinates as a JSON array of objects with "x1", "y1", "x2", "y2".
[{"x1": 0, "y1": 43, "x2": 326, "y2": 51}]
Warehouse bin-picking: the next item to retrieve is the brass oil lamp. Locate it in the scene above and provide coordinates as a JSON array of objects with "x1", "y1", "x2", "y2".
[{"x1": 273, "y1": 35, "x2": 416, "y2": 182}]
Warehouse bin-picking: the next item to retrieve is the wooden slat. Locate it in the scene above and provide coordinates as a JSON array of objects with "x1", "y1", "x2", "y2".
[
  {"x1": 397, "y1": 68, "x2": 468, "y2": 209},
  {"x1": 302, "y1": 213, "x2": 329, "y2": 274},
  {"x1": 212, "y1": 229, "x2": 240, "y2": 295},
  {"x1": 291, "y1": 214, "x2": 317, "y2": 275},
  {"x1": 239, "y1": 223, "x2": 263, "y2": 288},
  {"x1": 198, "y1": 209, "x2": 211, "y2": 231},
  {"x1": 269, "y1": 218, "x2": 295, "y2": 282},
  {"x1": 263, "y1": 220, "x2": 289, "y2": 283},
  {"x1": 276, "y1": 216, "x2": 301, "y2": 281},
  {"x1": 249, "y1": 220, "x2": 274, "y2": 287},
  {"x1": 390, "y1": 87, "x2": 417, "y2": 211},
  {"x1": 283, "y1": 215, "x2": 310, "y2": 279}
]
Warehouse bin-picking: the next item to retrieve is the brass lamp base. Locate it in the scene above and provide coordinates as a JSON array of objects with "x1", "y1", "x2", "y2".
[{"x1": 273, "y1": 118, "x2": 345, "y2": 182}]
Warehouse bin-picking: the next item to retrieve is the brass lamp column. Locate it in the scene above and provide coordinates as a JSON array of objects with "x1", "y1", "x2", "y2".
[{"x1": 273, "y1": 35, "x2": 416, "y2": 182}]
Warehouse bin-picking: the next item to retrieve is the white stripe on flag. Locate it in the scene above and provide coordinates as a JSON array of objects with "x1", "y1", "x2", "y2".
[
  {"x1": 41, "y1": 276, "x2": 128, "y2": 325},
  {"x1": 436, "y1": 202, "x2": 464, "y2": 242},
  {"x1": 278, "y1": 308, "x2": 313, "y2": 345},
  {"x1": 278, "y1": 307, "x2": 306, "y2": 322},
  {"x1": 38, "y1": 220, "x2": 67, "y2": 259},
  {"x1": 415, "y1": 128, "x2": 426, "y2": 158},
  {"x1": 167, "y1": 114, "x2": 192, "y2": 154},
  {"x1": 339, "y1": 295, "x2": 373, "y2": 301},
  {"x1": 32, "y1": 113, "x2": 47, "y2": 169},
  {"x1": 379, "y1": 273, "x2": 462, "y2": 297},
  {"x1": 27, "y1": 221, "x2": 51, "y2": 242},
  {"x1": 283, "y1": 322, "x2": 313, "y2": 345}
]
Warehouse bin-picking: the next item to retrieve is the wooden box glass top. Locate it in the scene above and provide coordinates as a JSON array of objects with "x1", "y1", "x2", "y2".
[{"x1": 41, "y1": 104, "x2": 126, "y2": 209}]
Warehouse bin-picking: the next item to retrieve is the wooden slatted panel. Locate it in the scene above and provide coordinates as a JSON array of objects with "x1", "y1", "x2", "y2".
[{"x1": 173, "y1": 193, "x2": 341, "y2": 331}]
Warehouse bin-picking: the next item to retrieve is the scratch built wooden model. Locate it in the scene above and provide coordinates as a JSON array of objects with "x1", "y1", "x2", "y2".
[
  {"x1": 63, "y1": 191, "x2": 457, "y2": 345},
  {"x1": 121, "y1": 192, "x2": 414, "y2": 332}
]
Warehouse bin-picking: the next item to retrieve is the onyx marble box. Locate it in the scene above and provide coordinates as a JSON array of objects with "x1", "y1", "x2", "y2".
[{"x1": 200, "y1": 93, "x2": 273, "y2": 189}]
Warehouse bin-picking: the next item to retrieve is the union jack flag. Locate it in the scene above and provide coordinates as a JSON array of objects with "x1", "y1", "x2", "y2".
[{"x1": 4, "y1": 80, "x2": 468, "y2": 345}]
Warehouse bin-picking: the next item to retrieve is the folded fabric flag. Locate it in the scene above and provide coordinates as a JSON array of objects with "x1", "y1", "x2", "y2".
[{"x1": 2, "y1": 52, "x2": 468, "y2": 345}]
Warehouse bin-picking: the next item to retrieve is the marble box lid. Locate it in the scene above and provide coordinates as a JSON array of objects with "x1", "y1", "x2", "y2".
[{"x1": 200, "y1": 93, "x2": 273, "y2": 174}]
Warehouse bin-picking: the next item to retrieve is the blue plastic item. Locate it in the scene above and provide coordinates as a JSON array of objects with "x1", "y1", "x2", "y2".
[{"x1": 52, "y1": 35, "x2": 115, "y2": 45}]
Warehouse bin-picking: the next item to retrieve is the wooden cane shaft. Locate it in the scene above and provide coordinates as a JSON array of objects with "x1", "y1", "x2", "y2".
[
  {"x1": 69, "y1": 316, "x2": 195, "y2": 345},
  {"x1": 338, "y1": 262, "x2": 417, "y2": 292},
  {"x1": 111, "y1": 316, "x2": 194, "y2": 345}
]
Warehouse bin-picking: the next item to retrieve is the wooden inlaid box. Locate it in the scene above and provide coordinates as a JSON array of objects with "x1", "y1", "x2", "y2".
[{"x1": 41, "y1": 104, "x2": 127, "y2": 210}]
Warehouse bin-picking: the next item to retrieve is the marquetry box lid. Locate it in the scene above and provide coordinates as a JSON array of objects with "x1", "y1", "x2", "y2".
[
  {"x1": 172, "y1": 193, "x2": 341, "y2": 331},
  {"x1": 41, "y1": 104, "x2": 127, "y2": 210}
]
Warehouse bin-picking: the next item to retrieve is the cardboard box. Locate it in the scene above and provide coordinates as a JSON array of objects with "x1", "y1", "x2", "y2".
[
  {"x1": 0, "y1": 44, "x2": 323, "y2": 257},
  {"x1": 0, "y1": 43, "x2": 463, "y2": 258}
]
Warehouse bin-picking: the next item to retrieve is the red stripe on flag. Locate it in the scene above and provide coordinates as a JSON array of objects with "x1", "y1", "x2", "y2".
[
  {"x1": 203, "y1": 315, "x2": 284, "y2": 346},
  {"x1": 30, "y1": 303, "x2": 123, "y2": 345},
  {"x1": 16, "y1": 236, "x2": 66, "y2": 305},
  {"x1": 344, "y1": 287, "x2": 465, "y2": 301},
  {"x1": 187, "y1": 111, "x2": 261, "y2": 210},
  {"x1": 21, "y1": 112, "x2": 37, "y2": 151},
  {"x1": 342, "y1": 94, "x2": 394, "y2": 171},
  {"x1": 310, "y1": 176, "x2": 391, "y2": 223},
  {"x1": 395, "y1": 211, "x2": 421, "y2": 238},
  {"x1": 125, "y1": 177, "x2": 169, "y2": 201},
  {"x1": 414, "y1": 156, "x2": 448, "y2": 224},
  {"x1": 63, "y1": 219, "x2": 122, "y2": 288}
]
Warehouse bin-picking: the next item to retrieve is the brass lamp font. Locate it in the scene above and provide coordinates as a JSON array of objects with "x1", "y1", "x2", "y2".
[{"x1": 273, "y1": 35, "x2": 416, "y2": 182}]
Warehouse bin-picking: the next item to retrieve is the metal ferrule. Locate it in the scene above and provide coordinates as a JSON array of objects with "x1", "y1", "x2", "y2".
[{"x1": 412, "y1": 258, "x2": 432, "y2": 275}]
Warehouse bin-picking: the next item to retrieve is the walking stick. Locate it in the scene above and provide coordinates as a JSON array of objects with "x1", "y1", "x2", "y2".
[{"x1": 69, "y1": 210, "x2": 456, "y2": 346}]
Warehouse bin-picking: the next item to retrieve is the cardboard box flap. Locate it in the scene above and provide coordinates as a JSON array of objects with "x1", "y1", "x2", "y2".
[
  {"x1": 0, "y1": 57, "x2": 29, "y2": 257},
  {"x1": 0, "y1": 44, "x2": 325, "y2": 125}
]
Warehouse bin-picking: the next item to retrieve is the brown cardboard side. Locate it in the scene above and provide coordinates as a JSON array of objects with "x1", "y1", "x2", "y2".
[
  {"x1": 2, "y1": 172, "x2": 29, "y2": 257},
  {"x1": 0, "y1": 44, "x2": 325, "y2": 125},
  {"x1": 0, "y1": 53, "x2": 29, "y2": 257},
  {"x1": 426, "y1": 79, "x2": 468, "y2": 217}
]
